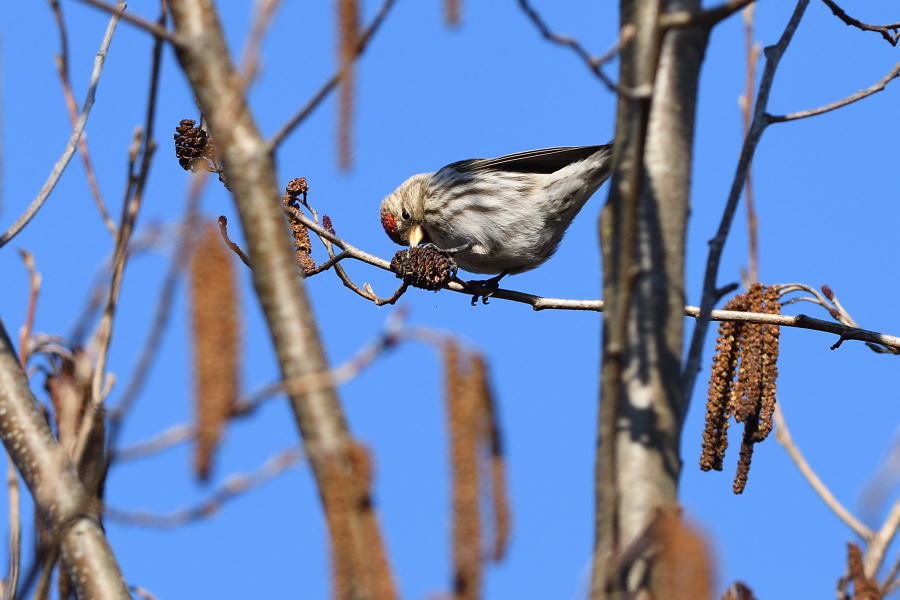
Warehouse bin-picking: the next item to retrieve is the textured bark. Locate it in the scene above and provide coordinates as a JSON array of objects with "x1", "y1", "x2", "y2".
[
  {"x1": 0, "y1": 320, "x2": 129, "y2": 599},
  {"x1": 593, "y1": 1, "x2": 706, "y2": 598},
  {"x1": 167, "y1": 2, "x2": 395, "y2": 597}
]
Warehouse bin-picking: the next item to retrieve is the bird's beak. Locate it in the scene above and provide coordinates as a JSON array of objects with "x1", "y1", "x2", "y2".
[{"x1": 407, "y1": 225, "x2": 424, "y2": 248}]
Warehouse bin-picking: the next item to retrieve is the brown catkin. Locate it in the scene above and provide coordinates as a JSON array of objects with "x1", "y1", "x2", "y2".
[
  {"x1": 445, "y1": 342, "x2": 482, "y2": 600},
  {"x1": 701, "y1": 318, "x2": 740, "y2": 471},
  {"x1": 321, "y1": 443, "x2": 398, "y2": 600},
  {"x1": 190, "y1": 220, "x2": 241, "y2": 481},
  {"x1": 702, "y1": 284, "x2": 784, "y2": 494},
  {"x1": 734, "y1": 284, "x2": 764, "y2": 423},
  {"x1": 755, "y1": 286, "x2": 781, "y2": 441},
  {"x1": 445, "y1": 0, "x2": 461, "y2": 26},
  {"x1": 337, "y1": 0, "x2": 358, "y2": 169},
  {"x1": 847, "y1": 543, "x2": 882, "y2": 600},
  {"x1": 653, "y1": 510, "x2": 714, "y2": 600},
  {"x1": 469, "y1": 354, "x2": 510, "y2": 563}
]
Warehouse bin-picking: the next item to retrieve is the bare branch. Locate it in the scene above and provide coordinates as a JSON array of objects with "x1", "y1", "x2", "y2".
[
  {"x1": 864, "y1": 498, "x2": 900, "y2": 578},
  {"x1": 217, "y1": 215, "x2": 252, "y2": 267},
  {"x1": 516, "y1": 0, "x2": 637, "y2": 96},
  {"x1": 0, "y1": 318, "x2": 130, "y2": 599},
  {"x1": 768, "y1": 61, "x2": 900, "y2": 123},
  {"x1": 48, "y1": 0, "x2": 118, "y2": 237},
  {"x1": 0, "y1": 3, "x2": 123, "y2": 248},
  {"x1": 819, "y1": 0, "x2": 900, "y2": 46},
  {"x1": 774, "y1": 404, "x2": 873, "y2": 541},
  {"x1": 105, "y1": 175, "x2": 205, "y2": 455},
  {"x1": 682, "y1": 0, "x2": 811, "y2": 408},
  {"x1": 3, "y1": 457, "x2": 21, "y2": 600},
  {"x1": 80, "y1": 2, "x2": 167, "y2": 465},
  {"x1": 267, "y1": 0, "x2": 397, "y2": 150},
  {"x1": 105, "y1": 447, "x2": 304, "y2": 528},
  {"x1": 16, "y1": 250, "x2": 41, "y2": 368},
  {"x1": 74, "y1": 0, "x2": 179, "y2": 43}
]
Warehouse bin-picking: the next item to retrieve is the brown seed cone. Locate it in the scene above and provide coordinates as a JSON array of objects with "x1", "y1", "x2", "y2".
[
  {"x1": 190, "y1": 220, "x2": 241, "y2": 481},
  {"x1": 721, "y1": 581, "x2": 757, "y2": 600},
  {"x1": 174, "y1": 119, "x2": 212, "y2": 171},
  {"x1": 391, "y1": 247, "x2": 458, "y2": 291}
]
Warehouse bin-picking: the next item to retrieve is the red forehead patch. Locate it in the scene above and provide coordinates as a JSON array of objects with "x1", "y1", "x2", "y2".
[{"x1": 381, "y1": 211, "x2": 402, "y2": 244}]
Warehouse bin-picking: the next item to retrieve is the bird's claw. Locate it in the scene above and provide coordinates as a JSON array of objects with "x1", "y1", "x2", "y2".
[{"x1": 466, "y1": 274, "x2": 505, "y2": 306}]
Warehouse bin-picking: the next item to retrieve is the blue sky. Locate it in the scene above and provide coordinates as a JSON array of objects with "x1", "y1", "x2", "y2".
[{"x1": 2, "y1": 1, "x2": 899, "y2": 598}]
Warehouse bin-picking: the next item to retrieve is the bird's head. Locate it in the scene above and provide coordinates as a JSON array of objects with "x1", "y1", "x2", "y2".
[{"x1": 379, "y1": 173, "x2": 431, "y2": 247}]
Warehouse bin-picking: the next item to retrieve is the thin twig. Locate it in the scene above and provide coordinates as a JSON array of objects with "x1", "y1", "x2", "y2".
[
  {"x1": 516, "y1": 0, "x2": 638, "y2": 96},
  {"x1": 239, "y1": 0, "x2": 283, "y2": 86},
  {"x1": 681, "y1": 0, "x2": 811, "y2": 407},
  {"x1": 267, "y1": 0, "x2": 397, "y2": 150},
  {"x1": 819, "y1": 0, "x2": 900, "y2": 46},
  {"x1": 74, "y1": 0, "x2": 178, "y2": 43},
  {"x1": 739, "y1": 5, "x2": 760, "y2": 285},
  {"x1": 113, "y1": 311, "x2": 411, "y2": 463},
  {"x1": 105, "y1": 174, "x2": 204, "y2": 457},
  {"x1": 292, "y1": 211, "x2": 900, "y2": 350},
  {"x1": 774, "y1": 404, "x2": 873, "y2": 541},
  {"x1": 48, "y1": 0, "x2": 118, "y2": 237},
  {"x1": 864, "y1": 498, "x2": 900, "y2": 578},
  {"x1": 768, "y1": 61, "x2": 900, "y2": 123},
  {"x1": 105, "y1": 447, "x2": 304, "y2": 528},
  {"x1": 129, "y1": 585, "x2": 161, "y2": 600},
  {"x1": 16, "y1": 250, "x2": 41, "y2": 369},
  {"x1": 217, "y1": 215, "x2": 252, "y2": 267},
  {"x1": 0, "y1": 2, "x2": 124, "y2": 248},
  {"x1": 79, "y1": 0, "x2": 167, "y2": 465},
  {"x1": 3, "y1": 456, "x2": 21, "y2": 600}
]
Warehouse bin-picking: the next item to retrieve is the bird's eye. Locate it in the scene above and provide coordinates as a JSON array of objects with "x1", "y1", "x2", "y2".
[{"x1": 401, "y1": 209, "x2": 411, "y2": 220}]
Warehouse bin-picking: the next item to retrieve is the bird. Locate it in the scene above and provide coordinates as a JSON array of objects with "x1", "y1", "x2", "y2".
[{"x1": 379, "y1": 144, "x2": 613, "y2": 292}]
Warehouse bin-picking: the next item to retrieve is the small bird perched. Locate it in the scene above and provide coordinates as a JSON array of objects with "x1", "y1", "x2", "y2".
[{"x1": 379, "y1": 144, "x2": 614, "y2": 288}]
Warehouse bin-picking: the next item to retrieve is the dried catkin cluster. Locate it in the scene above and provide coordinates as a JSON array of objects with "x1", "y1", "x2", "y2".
[
  {"x1": 320, "y1": 441, "x2": 396, "y2": 600},
  {"x1": 443, "y1": 341, "x2": 510, "y2": 600},
  {"x1": 390, "y1": 247, "x2": 458, "y2": 290},
  {"x1": 336, "y1": 0, "x2": 358, "y2": 169},
  {"x1": 844, "y1": 543, "x2": 882, "y2": 600},
  {"x1": 700, "y1": 283, "x2": 781, "y2": 494},
  {"x1": 174, "y1": 119, "x2": 213, "y2": 172},
  {"x1": 190, "y1": 220, "x2": 242, "y2": 481},
  {"x1": 281, "y1": 177, "x2": 317, "y2": 275}
]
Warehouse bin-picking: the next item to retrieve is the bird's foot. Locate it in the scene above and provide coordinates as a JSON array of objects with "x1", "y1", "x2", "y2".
[{"x1": 466, "y1": 272, "x2": 507, "y2": 306}]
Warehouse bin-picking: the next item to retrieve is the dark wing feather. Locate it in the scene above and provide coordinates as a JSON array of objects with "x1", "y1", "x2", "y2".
[{"x1": 445, "y1": 145, "x2": 610, "y2": 175}]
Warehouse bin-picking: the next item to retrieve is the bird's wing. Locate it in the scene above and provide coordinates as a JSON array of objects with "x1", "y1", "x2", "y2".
[{"x1": 444, "y1": 145, "x2": 610, "y2": 175}]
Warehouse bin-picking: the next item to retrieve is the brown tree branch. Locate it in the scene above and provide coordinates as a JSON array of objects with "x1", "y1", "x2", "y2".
[
  {"x1": 0, "y1": 3, "x2": 123, "y2": 248},
  {"x1": 74, "y1": 0, "x2": 179, "y2": 43},
  {"x1": 105, "y1": 447, "x2": 304, "y2": 528},
  {"x1": 167, "y1": 1, "x2": 396, "y2": 596},
  {"x1": 267, "y1": 0, "x2": 397, "y2": 151},
  {"x1": 0, "y1": 319, "x2": 129, "y2": 599},
  {"x1": 768, "y1": 60, "x2": 900, "y2": 123},
  {"x1": 819, "y1": 0, "x2": 900, "y2": 46},
  {"x1": 774, "y1": 404, "x2": 873, "y2": 541},
  {"x1": 682, "y1": 0, "x2": 811, "y2": 410},
  {"x1": 3, "y1": 456, "x2": 22, "y2": 600},
  {"x1": 48, "y1": 0, "x2": 118, "y2": 237},
  {"x1": 516, "y1": 0, "x2": 637, "y2": 96}
]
